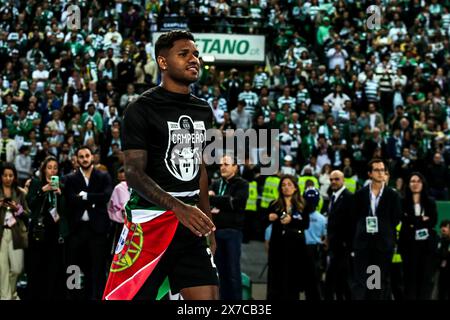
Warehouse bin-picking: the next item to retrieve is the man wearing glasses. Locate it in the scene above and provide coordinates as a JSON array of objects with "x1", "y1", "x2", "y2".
[{"x1": 351, "y1": 159, "x2": 402, "y2": 300}]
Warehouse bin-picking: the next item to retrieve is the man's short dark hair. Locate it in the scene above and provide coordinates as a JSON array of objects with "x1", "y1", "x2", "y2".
[
  {"x1": 19, "y1": 145, "x2": 29, "y2": 153},
  {"x1": 305, "y1": 179, "x2": 315, "y2": 188},
  {"x1": 440, "y1": 220, "x2": 450, "y2": 228},
  {"x1": 76, "y1": 145, "x2": 92, "y2": 156},
  {"x1": 155, "y1": 30, "x2": 195, "y2": 58},
  {"x1": 368, "y1": 158, "x2": 386, "y2": 172}
]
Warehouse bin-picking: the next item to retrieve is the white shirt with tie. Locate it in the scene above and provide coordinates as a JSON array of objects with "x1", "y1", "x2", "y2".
[{"x1": 329, "y1": 185, "x2": 346, "y2": 213}]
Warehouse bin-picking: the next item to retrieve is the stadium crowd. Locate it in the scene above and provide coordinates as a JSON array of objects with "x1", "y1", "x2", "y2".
[{"x1": 0, "y1": 0, "x2": 449, "y2": 300}]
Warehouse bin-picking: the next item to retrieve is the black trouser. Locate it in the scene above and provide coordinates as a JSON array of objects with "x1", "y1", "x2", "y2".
[
  {"x1": 379, "y1": 91, "x2": 393, "y2": 119},
  {"x1": 402, "y1": 242, "x2": 435, "y2": 300},
  {"x1": 27, "y1": 239, "x2": 65, "y2": 300},
  {"x1": 67, "y1": 222, "x2": 108, "y2": 300},
  {"x1": 438, "y1": 266, "x2": 450, "y2": 300},
  {"x1": 352, "y1": 248, "x2": 393, "y2": 300},
  {"x1": 133, "y1": 225, "x2": 218, "y2": 300},
  {"x1": 390, "y1": 262, "x2": 404, "y2": 300},
  {"x1": 304, "y1": 244, "x2": 323, "y2": 300},
  {"x1": 267, "y1": 234, "x2": 307, "y2": 300},
  {"x1": 215, "y1": 229, "x2": 243, "y2": 300},
  {"x1": 325, "y1": 250, "x2": 352, "y2": 300},
  {"x1": 106, "y1": 222, "x2": 122, "y2": 267}
]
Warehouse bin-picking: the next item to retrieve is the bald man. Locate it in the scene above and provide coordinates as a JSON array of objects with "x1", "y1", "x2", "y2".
[{"x1": 324, "y1": 170, "x2": 354, "y2": 300}]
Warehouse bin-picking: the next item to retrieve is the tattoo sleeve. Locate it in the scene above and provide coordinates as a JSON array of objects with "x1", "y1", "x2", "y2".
[{"x1": 124, "y1": 149, "x2": 184, "y2": 211}]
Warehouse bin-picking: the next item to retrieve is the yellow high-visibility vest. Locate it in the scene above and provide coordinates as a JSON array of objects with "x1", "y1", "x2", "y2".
[
  {"x1": 317, "y1": 195, "x2": 324, "y2": 212},
  {"x1": 392, "y1": 223, "x2": 403, "y2": 263},
  {"x1": 344, "y1": 177, "x2": 357, "y2": 193},
  {"x1": 298, "y1": 176, "x2": 319, "y2": 194},
  {"x1": 260, "y1": 176, "x2": 280, "y2": 209},
  {"x1": 245, "y1": 181, "x2": 258, "y2": 212}
]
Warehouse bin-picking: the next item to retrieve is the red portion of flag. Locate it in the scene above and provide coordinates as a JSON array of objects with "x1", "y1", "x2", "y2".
[{"x1": 103, "y1": 211, "x2": 178, "y2": 300}]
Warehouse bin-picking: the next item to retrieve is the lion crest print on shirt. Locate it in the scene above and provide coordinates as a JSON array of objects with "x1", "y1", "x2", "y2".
[{"x1": 165, "y1": 115, "x2": 206, "y2": 182}]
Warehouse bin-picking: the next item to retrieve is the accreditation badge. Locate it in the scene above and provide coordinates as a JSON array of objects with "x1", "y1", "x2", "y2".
[
  {"x1": 366, "y1": 216, "x2": 378, "y2": 234},
  {"x1": 415, "y1": 228, "x2": 429, "y2": 241}
]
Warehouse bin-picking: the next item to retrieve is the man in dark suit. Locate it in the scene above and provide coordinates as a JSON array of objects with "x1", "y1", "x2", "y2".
[
  {"x1": 64, "y1": 146, "x2": 113, "y2": 300},
  {"x1": 81, "y1": 81, "x2": 105, "y2": 113},
  {"x1": 351, "y1": 159, "x2": 401, "y2": 300},
  {"x1": 82, "y1": 8, "x2": 100, "y2": 34},
  {"x1": 324, "y1": 170, "x2": 354, "y2": 300}
]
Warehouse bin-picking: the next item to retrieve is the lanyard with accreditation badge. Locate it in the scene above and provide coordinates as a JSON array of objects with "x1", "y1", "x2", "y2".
[
  {"x1": 210, "y1": 179, "x2": 227, "y2": 215},
  {"x1": 366, "y1": 183, "x2": 383, "y2": 234},
  {"x1": 414, "y1": 205, "x2": 430, "y2": 241},
  {"x1": 218, "y1": 179, "x2": 228, "y2": 196}
]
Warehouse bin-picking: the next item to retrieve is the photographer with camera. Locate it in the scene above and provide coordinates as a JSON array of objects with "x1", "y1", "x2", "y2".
[
  {"x1": 0, "y1": 162, "x2": 29, "y2": 300},
  {"x1": 265, "y1": 175, "x2": 311, "y2": 300},
  {"x1": 26, "y1": 156, "x2": 68, "y2": 300}
]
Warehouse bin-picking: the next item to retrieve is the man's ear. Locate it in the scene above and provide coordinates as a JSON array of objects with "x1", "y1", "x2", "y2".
[{"x1": 157, "y1": 56, "x2": 167, "y2": 70}]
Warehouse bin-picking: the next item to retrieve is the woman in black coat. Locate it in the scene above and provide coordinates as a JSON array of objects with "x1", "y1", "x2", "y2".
[
  {"x1": 399, "y1": 172, "x2": 438, "y2": 300},
  {"x1": 26, "y1": 156, "x2": 68, "y2": 300},
  {"x1": 266, "y1": 175, "x2": 310, "y2": 300}
]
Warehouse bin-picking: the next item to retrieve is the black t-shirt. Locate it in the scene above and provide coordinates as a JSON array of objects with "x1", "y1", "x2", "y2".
[{"x1": 122, "y1": 86, "x2": 213, "y2": 208}]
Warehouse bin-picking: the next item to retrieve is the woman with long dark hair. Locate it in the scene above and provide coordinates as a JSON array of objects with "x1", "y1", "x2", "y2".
[
  {"x1": 101, "y1": 59, "x2": 117, "y2": 82},
  {"x1": 399, "y1": 172, "x2": 438, "y2": 299},
  {"x1": 0, "y1": 162, "x2": 29, "y2": 300},
  {"x1": 81, "y1": 120, "x2": 99, "y2": 146},
  {"x1": 26, "y1": 156, "x2": 68, "y2": 300},
  {"x1": 266, "y1": 175, "x2": 310, "y2": 300}
]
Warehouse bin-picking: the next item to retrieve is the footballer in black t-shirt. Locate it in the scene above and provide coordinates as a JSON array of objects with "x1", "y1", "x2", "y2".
[
  {"x1": 103, "y1": 31, "x2": 219, "y2": 300},
  {"x1": 122, "y1": 86, "x2": 212, "y2": 208}
]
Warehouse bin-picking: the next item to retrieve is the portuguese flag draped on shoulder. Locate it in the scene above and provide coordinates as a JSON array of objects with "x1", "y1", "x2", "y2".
[{"x1": 103, "y1": 191, "x2": 178, "y2": 300}]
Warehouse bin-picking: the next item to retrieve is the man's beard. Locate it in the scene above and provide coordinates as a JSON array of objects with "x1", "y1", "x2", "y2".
[
  {"x1": 79, "y1": 161, "x2": 93, "y2": 170},
  {"x1": 172, "y1": 71, "x2": 197, "y2": 86}
]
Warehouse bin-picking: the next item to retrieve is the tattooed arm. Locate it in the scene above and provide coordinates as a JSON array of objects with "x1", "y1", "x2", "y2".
[{"x1": 124, "y1": 149, "x2": 215, "y2": 237}]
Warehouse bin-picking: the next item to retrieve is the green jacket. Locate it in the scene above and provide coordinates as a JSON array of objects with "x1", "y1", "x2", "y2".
[
  {"x1": 317, "y1": 25, "x2": 331, "y2": 46},
  {"x1": 16, "y1": 118, "x2": 34, "y2": 137}
]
